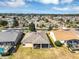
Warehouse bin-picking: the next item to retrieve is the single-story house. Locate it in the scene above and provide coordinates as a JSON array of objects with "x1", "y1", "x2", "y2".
[
  {"x1": 67, "y1": 39, "x2": 79, "y2": 52},
  {"x1": 21, "y1": 31, "x2": 52, "y2": 48},
  {"x1": 0, "y1": 30, "x2": 24, "y2": 55},
  {"x1": 50, "y1": 29, "x2": 79, "y2": 52},
  {"x1": 52, "y1": 29, "x2": 79, "y2": 41}
]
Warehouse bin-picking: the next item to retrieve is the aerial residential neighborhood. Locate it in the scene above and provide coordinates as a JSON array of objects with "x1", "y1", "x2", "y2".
[
  {"x1": 0, "y1": 14, "x2": 79, "y2": 59},
  {"x1": 1, "y1": 0, "x2": 79, "y2": 59}
]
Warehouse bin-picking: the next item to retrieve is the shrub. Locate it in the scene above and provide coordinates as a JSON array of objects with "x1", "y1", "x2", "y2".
[
  {"x1": 55, "y1": 41, "x2": 63, "y2": 47},
  {"x1": 67, "y1": 43, "x2": 73, "y2": 48}
]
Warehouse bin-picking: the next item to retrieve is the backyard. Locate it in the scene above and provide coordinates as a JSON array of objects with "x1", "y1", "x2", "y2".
[{"x1": 9, "y1": 45, "x2": 79, "y2": 59}]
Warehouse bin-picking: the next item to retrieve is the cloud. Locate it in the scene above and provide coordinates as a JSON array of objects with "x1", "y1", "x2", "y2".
[
  {"x1": 0, "y1": 0, "x2": 74, "y2": 8},
  {"x1": 28, "y1": 0, "x2": 59, "y2": 4},
  {"x1": 72, "y1": 6, "x2": 79, "y2": 11},
  {"x1": 28, "y1": 0, "x2": 74, "y2": 4},
  {"x1": 0, "y1": 0, "x2": 25, "y2": 7},
  {"x1": 52, "y1": 6, "x2": 79, "y2": 11},
  {"x1": 61, "y1": 0, "x2": 73, "y2": 3},
  {"x1": 0, "y1": 1, "x2": 6, "y2": 6},
  {"x1": 52, "y1": 7, "x2": 69, "y2": 11},
  {"x1": 39, "y1": 0, "x2": 59, "y2": 4}
]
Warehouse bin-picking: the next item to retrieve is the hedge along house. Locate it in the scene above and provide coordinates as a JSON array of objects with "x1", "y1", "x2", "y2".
[
  {"x1": 21, "y1": 31, "x2": 52, "y2": 48},
  {"x1": 0, "y1": 30, "x2": 24, "y2": 55}
]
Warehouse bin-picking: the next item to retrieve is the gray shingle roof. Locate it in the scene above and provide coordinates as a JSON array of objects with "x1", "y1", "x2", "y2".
[
  {"x1": 0, "y1": 30, "x2": 22, "y2": 43},
  {"x1": 22, "y1": 32, "x2": 50, "y2": 44}
]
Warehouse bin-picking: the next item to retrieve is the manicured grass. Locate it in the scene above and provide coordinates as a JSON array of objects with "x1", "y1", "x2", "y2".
[{"x1": 9, "y1": 45, "x2": 79, "y2": 59}]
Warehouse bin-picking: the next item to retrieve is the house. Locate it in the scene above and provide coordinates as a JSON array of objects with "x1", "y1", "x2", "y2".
[
  {"x1": 0, "y1": 30, "x2": 24, "y2": 55},
  {"x1": 21, "y1": 31, "x2": 52, "y2": 48},
  {"x1": 67, "y1": 39, "x2": 79, "y2": 52},
  {"x1": 49, "y1": 29, "x2": 79, "y2": 52},
  {"x1": 51, "y1": 29, "x2": 79, "y2": 41}
]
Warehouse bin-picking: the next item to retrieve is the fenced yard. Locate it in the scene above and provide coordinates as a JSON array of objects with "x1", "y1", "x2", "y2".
[{"x1": 9, "y1": 45, "x2": 79, "y2": 59}]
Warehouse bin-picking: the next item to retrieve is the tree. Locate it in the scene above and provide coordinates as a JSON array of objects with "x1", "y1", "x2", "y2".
[
  {"x1": 45, "y1": 19, "x2": 49, "y2": 23},
  {"x1": 13, "y1": 18, "x2": 19, "y2": 27},
  {"x1": 0, "y1": 20, "x2": 8, "y2": 26},
  {"x1": 29, "y1": 22, "x2": 36, "y2": 32},
  {"x1": 41, "y1": 24, "x2": 45, "y2": 27},
  {"x1": 54, "y1": 24, "x2": 58, "y2": 29},
  {"x1": 2, "y1": 16, "x2": 5, "y2": 18},
  {"x1": 59, "y1": 18, "x2": 64, "y2": 22},
  {"x1": 48, "y1": 25, "x2": 52, "y2": 31},
  {"x1": 66, "y1": 20, "x2": 70, "y2": 24}
]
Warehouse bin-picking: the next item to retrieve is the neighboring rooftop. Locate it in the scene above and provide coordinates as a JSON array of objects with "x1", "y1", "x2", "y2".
[
  {"x1": 0, "y1": 30, "x2": 23, "y2": 44},
  {"x1": 53, "y1": 29, "x2": 79, "y2": 40},
  {"x1": 22, "y1": 31, "x2": 50, "y2": 44}
]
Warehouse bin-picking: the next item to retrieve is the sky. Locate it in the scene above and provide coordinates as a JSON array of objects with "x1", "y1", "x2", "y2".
[{"x1": 0, "y1": 0, "x2": 79, "y2": 14}]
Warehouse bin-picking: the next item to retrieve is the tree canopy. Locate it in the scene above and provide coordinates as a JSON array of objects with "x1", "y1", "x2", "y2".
[
  {"x1": 48, "y1": 25, "x2": 52, "y2": 31},
  {"x1": 29, "y1": 22, "x2": 36, "y2": 32},
  {"x1": 13, "y1": 19, "x2": 19, "y2": 27},
  {"x1": 0, "y1": 20, "x2": 8, "y2": 26}
]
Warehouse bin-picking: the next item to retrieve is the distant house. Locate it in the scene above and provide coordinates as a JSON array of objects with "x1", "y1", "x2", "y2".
[
  {"x1": 21, "y1": 31, "x2": 52, "y2": 48},
  {"x1": 0, "y1": 30, "x2": 23, "y2": 55}
]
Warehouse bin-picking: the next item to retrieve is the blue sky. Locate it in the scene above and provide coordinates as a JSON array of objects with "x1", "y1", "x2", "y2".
[{"x1": 0, "y1": 0, "x2": 79, "y2": 14}]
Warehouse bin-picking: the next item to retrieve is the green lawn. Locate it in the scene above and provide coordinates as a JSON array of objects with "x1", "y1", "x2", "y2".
[{"x1": 9, "y1": 45, "x2": 79, "y2": 59}]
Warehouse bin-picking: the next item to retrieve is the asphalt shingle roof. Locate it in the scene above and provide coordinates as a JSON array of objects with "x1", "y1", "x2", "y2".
[
  {"x1": 0, "y1": 30, "x2": 22, "y2": 43},
  {"x1": 22, "y1": 32, "x2": 50, "y2": 44}
]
